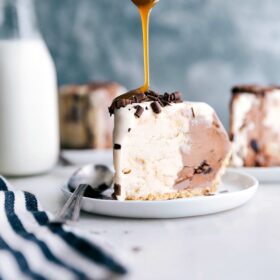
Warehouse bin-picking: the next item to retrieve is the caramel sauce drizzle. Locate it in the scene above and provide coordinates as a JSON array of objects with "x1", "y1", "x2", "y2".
[
  {"x1": 137, "y1": 1, "x2": 157, "y2": 92},
  {"x1": 133, "y1": 0, "x2": 159, "y2": 92},
  {"x1": 114, "y1": 0, "x2": 159, "y2": 101}
]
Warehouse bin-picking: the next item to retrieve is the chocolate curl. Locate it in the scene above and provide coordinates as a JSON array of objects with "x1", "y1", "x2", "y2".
[
  {"x1": 151, "y1": 101, "x2": 162, "y2": 114},
  {"x1": 134, "y1": 105, "x2": 144, "y2": 118},
  {"x1": 171, "y1": 91, "x2": 183, "y2": 103},
  {"x1": 113, "y1": 144, "x2": 122, "y2": 150}
]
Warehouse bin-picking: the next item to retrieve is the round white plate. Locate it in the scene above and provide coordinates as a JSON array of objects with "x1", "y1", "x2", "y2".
[
  {"x1": 229, "y1": 167, "x2": 280, "y2": 183},
  {"x1": 61, "y1": 170, "x2": 258, "y2": 219}
]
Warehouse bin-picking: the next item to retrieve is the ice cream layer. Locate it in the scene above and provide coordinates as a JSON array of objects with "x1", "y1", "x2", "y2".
[
  {"x1": 230, "y1": 85, "x2": 280, "y2": 167},
  {"x1": 112, "y1": 99, "x2": 231, "y2": 200}
]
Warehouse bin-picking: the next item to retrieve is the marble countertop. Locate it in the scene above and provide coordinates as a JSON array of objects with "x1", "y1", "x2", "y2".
[{"x1": 9, "y1": 151, "x2": 280, "y2": 280}]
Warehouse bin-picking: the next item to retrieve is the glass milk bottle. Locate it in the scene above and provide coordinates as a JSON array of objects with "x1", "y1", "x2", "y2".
[{"x1": 0, "y1": 0, "x2": 59, "y2": 176}]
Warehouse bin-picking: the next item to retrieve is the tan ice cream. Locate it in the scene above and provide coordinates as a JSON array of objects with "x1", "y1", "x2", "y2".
[{"x1": 110, "y1": 91, "x2": 231, "y2": 200}]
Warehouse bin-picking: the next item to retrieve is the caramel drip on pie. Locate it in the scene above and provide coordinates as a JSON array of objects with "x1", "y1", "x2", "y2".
[
  {"x1": 133, "y1": 0, "x2": 158, "y2": 92},
  {"x1": 114, "y1": 0, "x2": 158, "y2": 102}
]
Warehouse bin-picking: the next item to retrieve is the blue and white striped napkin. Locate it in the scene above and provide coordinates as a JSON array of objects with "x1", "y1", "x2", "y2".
[{"x1": 0, "y1": 176, "x2": 127, "y2": 280}]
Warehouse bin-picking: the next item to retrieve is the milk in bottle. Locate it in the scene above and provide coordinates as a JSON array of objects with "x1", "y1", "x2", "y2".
[{"x1": 0, "y1": 0, "x2": 59, "y2": 175}]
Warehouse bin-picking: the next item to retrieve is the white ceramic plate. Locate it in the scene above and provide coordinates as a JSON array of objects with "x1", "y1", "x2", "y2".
[
  {"x1": 229, "y1": 167, "x2": 280, "y2": 183},
  {"x1": 61, "y1": 170, "x2": 258, "y2": 219}
]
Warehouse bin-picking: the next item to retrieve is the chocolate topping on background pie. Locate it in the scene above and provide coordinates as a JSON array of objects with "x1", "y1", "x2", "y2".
[{"x1": 232, "y1": 84, "x2": 280, "y2": 95}]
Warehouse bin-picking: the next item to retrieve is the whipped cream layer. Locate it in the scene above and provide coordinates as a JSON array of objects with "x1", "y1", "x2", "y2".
[{"x1": 113, "y1": 101, "x2": 231, "y2": 200}]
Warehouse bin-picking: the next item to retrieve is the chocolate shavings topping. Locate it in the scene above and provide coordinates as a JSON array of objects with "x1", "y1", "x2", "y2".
[
  {"x1": 134, "y1": 105, "x2": 144, "y2": 118},
  {"x1": 191, "y1": 107, "x2": 195, "y2": 118},
  {"x1": 113, "y1": 144, "x2": 122, "y2": 150},
  {"x1": 108, "y1": 90, "x2": 183, "y2": 115},
  {"x1": 151, "y1": 101, "x2": 162, "y2": 114},
  {"x1": 231, "y1": 84, "x2": 280, "y2": 95}
]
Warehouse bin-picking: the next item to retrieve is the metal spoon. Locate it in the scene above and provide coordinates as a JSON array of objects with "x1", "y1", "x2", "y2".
[{"x1": 52, "y1": 164, "x2": 113, "y2": 224}]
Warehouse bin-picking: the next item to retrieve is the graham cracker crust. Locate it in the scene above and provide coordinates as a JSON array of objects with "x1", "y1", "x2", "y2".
[{"x1": 124, "y1": 150, "x2": 232, "y2": 201}]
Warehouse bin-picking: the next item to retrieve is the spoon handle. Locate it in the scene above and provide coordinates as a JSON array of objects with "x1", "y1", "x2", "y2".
[{"x1": 52, "y1": 184, "x2": 89, "y2": 224}]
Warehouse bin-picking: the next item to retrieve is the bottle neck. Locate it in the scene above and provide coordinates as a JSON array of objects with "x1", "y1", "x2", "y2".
[{"x1": 0, "y1": 0, "x2": 40, "y2": 39}]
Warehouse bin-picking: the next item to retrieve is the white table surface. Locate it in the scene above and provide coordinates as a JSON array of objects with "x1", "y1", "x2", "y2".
[{"x1": 8, "y1": 150, "x2": 280, "y2": 280}]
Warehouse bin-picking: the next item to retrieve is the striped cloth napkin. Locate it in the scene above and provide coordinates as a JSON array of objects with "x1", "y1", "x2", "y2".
[{"x1": 0, "y1": 176, "x2": 127, "y2": 280}]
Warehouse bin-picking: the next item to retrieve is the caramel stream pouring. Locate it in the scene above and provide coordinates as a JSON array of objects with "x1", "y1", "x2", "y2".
[{"x1": 113, "y1": 0, "x2": 159, "y2": 102}]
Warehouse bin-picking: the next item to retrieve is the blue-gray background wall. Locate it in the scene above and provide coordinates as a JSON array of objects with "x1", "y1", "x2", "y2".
[{"x1": 36, "y1": 0, "x2": 280, "y2": 126}]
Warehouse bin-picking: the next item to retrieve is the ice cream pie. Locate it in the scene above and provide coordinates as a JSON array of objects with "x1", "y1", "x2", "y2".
[
  {"x1": 109, "y1": 91, "x2": 231, "y2": 200},
  {"x1": 59, "y1": 82, "x2": 126, "y2": 149},
  {"x1": 230, "y1": 84, "x2": 280, "y2": 167}
]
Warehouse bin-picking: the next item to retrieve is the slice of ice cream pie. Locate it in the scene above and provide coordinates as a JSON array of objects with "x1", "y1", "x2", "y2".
[
  {"x1": 109, "y1": 91, "x2": 231, "y2": 200},
  {"x1": 230, "y1": 84, "x2": 280, "y2": 167}
]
